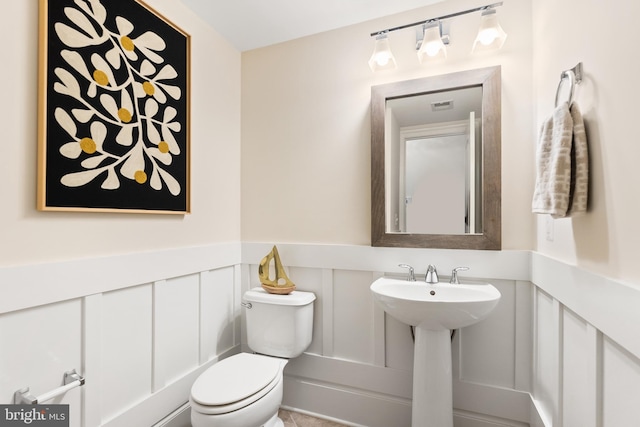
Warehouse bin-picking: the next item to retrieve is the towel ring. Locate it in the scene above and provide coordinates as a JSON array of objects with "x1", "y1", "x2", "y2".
[{"x1": 554, "y1": 62, "x2": 583, "y2": 107}]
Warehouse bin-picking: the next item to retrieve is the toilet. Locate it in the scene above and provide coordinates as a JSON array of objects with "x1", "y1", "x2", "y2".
[{"x1": 190, "y1": 287, "x2": 316, "y2": 427}]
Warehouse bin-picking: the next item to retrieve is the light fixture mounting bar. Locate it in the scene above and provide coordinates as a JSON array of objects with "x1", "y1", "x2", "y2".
[{"x1": 370, "y1": 1, "x2": 503, "y2": 37}]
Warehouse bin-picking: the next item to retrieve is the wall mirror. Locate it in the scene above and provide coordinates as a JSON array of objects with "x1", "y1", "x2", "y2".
[{"x1": 371, "y1": 66, "x2": 501, "y2": 249}]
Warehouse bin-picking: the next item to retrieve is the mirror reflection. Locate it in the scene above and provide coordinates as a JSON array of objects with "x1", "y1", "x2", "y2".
[
  {"x1": 371, "y1": 66, "x2": 501, "y2": 249},
  {"x1": 386, "y1": 87, "x2": 483, "y2": 235}
]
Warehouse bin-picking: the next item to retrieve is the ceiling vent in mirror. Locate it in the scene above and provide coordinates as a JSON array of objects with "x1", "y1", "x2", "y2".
[{"x1": 431, "y1": 100, "x2": 454, "y2": 111}]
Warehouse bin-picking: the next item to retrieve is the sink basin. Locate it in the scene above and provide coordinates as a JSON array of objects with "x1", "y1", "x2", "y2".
[
  {"x1": 370, "y1": 277, "x2": 501, "y2": 330},
  {"x1": 370, "y1": 276, "x2": 501, "y2": 426}
]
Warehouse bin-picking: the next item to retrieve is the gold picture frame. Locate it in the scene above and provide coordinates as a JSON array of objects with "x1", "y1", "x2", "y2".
[{"x1": 37, "y1": 0, "x2": 191, "y2": 214}]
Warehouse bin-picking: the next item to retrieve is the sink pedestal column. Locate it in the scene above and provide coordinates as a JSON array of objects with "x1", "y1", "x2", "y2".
[{"x1": 412, "y1": 327, "x2": 453, "y2": 427}]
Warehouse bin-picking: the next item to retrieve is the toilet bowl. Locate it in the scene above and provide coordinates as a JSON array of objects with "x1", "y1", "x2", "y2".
[
  {"x1": 190, "y1": 353, "x2": 287, "y2": 427},
  {"x1": 190, "y1": 288, "x2": 316, "y2": 427}
]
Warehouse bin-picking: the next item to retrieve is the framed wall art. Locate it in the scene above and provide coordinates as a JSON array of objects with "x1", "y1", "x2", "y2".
[{"x1": 37, "y1": 0, "x2": 191, "y2": 214}]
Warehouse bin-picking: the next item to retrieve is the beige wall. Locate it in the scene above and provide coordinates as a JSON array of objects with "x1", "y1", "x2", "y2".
[
  {"x1": 0, "y1": 0, "x2": 241, "y2": 267},
  {"x1": 241, "y1": 0, "x2": 534, "y2": 249},
  {"x1": 532, "y1": 0, "x2": 640, "y2": 283},
  {"x1": 5, "y1": 0, "x2": 636, "y2": 286}
]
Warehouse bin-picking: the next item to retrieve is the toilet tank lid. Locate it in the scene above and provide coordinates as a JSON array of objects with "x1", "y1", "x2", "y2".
[{"x1": 244, "y1": 288, "x2": 316, "y2": 306}]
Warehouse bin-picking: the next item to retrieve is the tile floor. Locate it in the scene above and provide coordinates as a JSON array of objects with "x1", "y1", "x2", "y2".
[{"x1": 278, "y1": 409, "x2": 348, "y2": 427}]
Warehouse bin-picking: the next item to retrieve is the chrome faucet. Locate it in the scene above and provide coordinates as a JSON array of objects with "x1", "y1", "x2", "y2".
[
  {"x1": 425, "y1": 264, "x2": 439, "y2": 284},
  {"x1": 450, "y1": 267, "x2": 469, "y2": 284},
  {"x1": 398, "y1": 264, "x2": 415, "y2": 281}
]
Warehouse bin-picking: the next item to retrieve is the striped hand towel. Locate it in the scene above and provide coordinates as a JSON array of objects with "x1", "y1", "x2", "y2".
[
  {"x1": 566, "y1": 103, "x2": 589, "y2": 216},
  {"x1": 532, "y1": 102, "x2": 574, "y2": 217}
]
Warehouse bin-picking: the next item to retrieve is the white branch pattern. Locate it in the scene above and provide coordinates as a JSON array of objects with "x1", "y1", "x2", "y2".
[{"x1": 53, "y1": 0, "x2": 184, "y2": 195}]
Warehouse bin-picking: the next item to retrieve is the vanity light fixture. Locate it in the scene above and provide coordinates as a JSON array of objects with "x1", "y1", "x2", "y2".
[
  {"x1": 472, "y1": 7, "x2": 507, "y2": 53},
  {"x1": 417, "y1": 20, "x2": 447, "y2": 63},
  {"x1": 369, "y1": 1, "x2": 505, "y2": 71},
  {"x1": 368, "y1": 32, "x2": 397, "y2": 71}
]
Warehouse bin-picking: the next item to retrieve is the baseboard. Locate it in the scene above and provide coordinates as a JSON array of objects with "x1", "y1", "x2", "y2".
[
  {"x1": 453, "y1": 409, "x2": 529, "y2": 427},
  {"x1": 528, "y1": 397, "x2": 551, "y2": 427},
  {"x1": 452, "y1": 380, "x2": 531, "y2": 424},
  {"x1": 283, "y1": 375, "x2": 409, "y2": 427},
  {"x1": 280, "y1": 406, "x2": 366, "y2": 427},
  {"x1": 159, "y1": 395, "x2": 543, "y2": 427},
  {"x1": 152, "y1": 402, "x2": 191, "y2": 427},
  {"x1": 150, "y1": 355, "x2": 547, "y2": 427},
  {"x1": 282, "y1": 354, "x2": 534, "y2": 427},
  {"x1": 279, "y1": 403, "x2": 530, "y2": 427}
]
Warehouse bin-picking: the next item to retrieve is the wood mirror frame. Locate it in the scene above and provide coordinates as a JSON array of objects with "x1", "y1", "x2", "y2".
[{"x1": 371, "y1": 66, "x2": 501, "y2": 249}]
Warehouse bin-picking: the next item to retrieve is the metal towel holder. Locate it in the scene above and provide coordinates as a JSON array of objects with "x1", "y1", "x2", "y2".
[
  {"x1": 555, "y1": 62, "x2": 583, "y2": 107},
  {"x1": 14, "y1": 369, "x2": 85, "y2": 405}
]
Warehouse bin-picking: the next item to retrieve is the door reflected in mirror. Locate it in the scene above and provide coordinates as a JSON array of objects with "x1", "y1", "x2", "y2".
[
  {"x1": 371, "y1": 66, "x2": 501, "y2": 249},
  {"x1": 386, "y1": 87, "x2": 483, "y2": 235}
]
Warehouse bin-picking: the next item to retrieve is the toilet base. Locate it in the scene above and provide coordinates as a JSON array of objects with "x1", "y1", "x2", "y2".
[
  {"x1": 191, "y1": 407, "x2": 283, "y2": 427},
  {"x1": 264, "y1": 412, "x2": 283, "y2": 427}
]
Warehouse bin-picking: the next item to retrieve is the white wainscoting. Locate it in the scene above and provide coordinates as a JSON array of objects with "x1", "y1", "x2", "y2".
[
  {"x1": 2, "y1": 244, "x2": 639, "y2": 427},
  {"x1": 242, "y1": 243, "x2": 534, "y2": 427},
  {"x1": 0, "y1": 244, "x2": 242, "y2": 427},
  {"x1": 530, "y1": 253, "x2": 640, "y2": 427}
]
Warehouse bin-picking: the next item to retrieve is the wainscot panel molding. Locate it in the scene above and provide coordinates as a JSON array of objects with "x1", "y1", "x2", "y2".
[
  {"x1": 0, "y1": 243, "x2": 241, "y2": 314},
  {"x1": 102, "y1": 348, "x2": 239, "y2": 427},
  {"x1": 531, "y1": 252, "x2": 640, "y2": 360},
  {"x1": 283, "y1": 355, "x2": 533, "y2": 427},
  {"x1": 530, "y1": 252, "x2": 640, "y2": 427},
  {"x1": 0, "y1": 244, "x2": 242, "y2": 427},
  {"x1": 452, "y1": 380, "x2": 532, "y2": 424},
  {"x1": 243, "y1": 243, "x2": 534, "y2": 426},
  {"x1": 242, "y1": 242, "x2": 531, "y2": 280},
  {"x1": 3, "y1": 244, "x2": 639, "y2": 427}
]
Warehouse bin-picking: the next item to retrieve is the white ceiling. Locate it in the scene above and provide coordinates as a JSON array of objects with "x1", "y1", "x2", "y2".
[
  {"x1": 181, "y1": 0, "x2": 446, "y2": 51},
  {"x1": 389, "y1": 87, "x2": 483, "y2": 127}
]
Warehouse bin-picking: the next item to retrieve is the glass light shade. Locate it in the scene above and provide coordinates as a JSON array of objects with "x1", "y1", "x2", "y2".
[
  {"x1": 472, "y1": 9, "x2": 507, "y2": 53},
  {"x1": 417, "y1": 21, "x2": 446, "y2": 63},
  {"x1": 368, "y1": 35, "x2": 397, "y2": 71}
]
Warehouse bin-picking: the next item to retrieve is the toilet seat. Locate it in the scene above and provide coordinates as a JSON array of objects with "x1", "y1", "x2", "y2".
[{"x1": 190, "y1": 353, "x2": 285, "y2": 415}]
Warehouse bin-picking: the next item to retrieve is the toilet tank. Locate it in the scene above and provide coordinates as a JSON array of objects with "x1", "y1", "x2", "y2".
[{"x1": 243, "y1": 288, "x2": 316, "y2": 358}]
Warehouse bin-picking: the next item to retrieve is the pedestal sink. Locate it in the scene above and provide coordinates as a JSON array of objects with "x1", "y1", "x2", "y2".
[{"x1": 370, "y1": 277, "x2": 501, "y2": 427}]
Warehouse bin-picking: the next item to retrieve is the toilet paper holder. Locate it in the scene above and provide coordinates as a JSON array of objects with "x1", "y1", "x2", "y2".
[{"x1": 14, "y1": 369, "x2": 85, "y2": 405}]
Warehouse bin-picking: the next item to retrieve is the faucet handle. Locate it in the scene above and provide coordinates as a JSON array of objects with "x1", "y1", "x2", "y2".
[
  {"x1": 450, "y1": 267, "x2": 469, "y2": 284},
  {"x1": 425, "y1": 264, "x2": 438, "y2": 284},
  {"x1": 398, "y1": 264, "x2": 415, "y2": 281}
]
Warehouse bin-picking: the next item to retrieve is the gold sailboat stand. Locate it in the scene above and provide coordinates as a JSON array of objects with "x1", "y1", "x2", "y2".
[{"x1": 258, "y1": 245, "x2": 296, "y2": 294}]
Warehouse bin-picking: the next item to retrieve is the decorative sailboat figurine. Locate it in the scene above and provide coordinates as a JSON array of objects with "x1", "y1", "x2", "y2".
[{"x1": 258, "y1": 245, "x2": 296, "y2": 294}]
